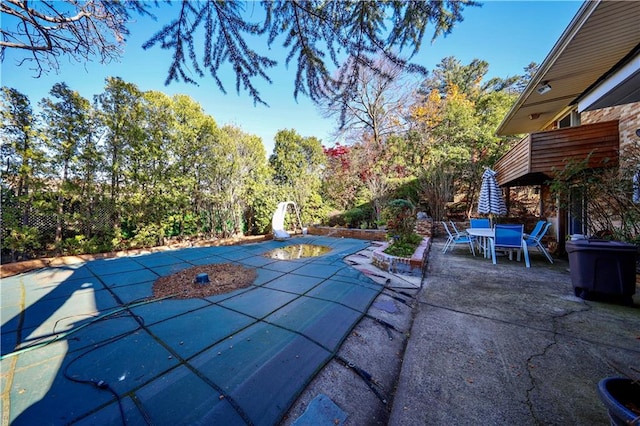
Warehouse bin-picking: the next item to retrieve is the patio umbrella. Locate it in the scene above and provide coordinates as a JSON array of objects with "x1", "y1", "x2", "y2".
[{"x1": 478, "y1": 168, "x2": 507, "y2": 223}]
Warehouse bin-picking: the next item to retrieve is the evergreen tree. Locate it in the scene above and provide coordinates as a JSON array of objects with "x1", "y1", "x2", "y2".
[
  {"x1": 94, "y1": 77, "x2": 144, "y2": 233},
  {"x1": 40, "y1": 82, "x2": 92, "y2": 243},
  {"x1": 269, "y1": 129, "x2": 326, "y2": 224},
  {"x1": 0, "y1": 87, "x2": 46, "y2": 226}
]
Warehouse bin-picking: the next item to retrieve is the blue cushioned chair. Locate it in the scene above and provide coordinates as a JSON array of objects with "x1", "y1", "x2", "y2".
[
  {"x1": 442, "y1": 221, "x2": 476, "y2": 255},
  {"x1": 470, "y1": 218, "x2": 491, "y2": 253},
  {"x1": 470, "y1": 218, "x2": 491, "y2": 228},
  {"x1": 525, "y1": 222, "x2": 553, "y2": 263},
  {"x1": 525, "y1": 220, "x2": 546, "y2": 241},
  {"x1": 490, "y1": 224, "x2": 530, "y2": 267},
  {"x1": 449, "y1": 221, "x2": 468, "y2": 237}
]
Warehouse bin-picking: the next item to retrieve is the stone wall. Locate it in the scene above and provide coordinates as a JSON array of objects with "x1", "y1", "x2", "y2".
[
  {"x1": 581, "y1": 102, "x2": 640, "y2": 153},
  {"x1": 371, "y1": 237, "x2": 431, "y2": 277},
  {"x1": 307, "y1": 226, "x2": 388, "y2": 241},
  {"x1": 308, "y1": 218, "x2": 434, "y2": 242},
  {"x1": 415, "y1": 219, "x2": 433, "y2": 237}
]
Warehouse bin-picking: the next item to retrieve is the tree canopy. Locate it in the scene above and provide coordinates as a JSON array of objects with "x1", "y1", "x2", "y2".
[
  {"x1": 1, "y1": 0, "x2": 478, "y2": 106},
  {"x1": 2, "y1": 51, "x2": 534, "y2": 258}
]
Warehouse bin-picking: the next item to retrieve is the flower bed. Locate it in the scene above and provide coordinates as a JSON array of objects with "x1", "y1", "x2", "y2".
[{"x1": 372, "y1": 237, "x2": 431, "y2": 276}]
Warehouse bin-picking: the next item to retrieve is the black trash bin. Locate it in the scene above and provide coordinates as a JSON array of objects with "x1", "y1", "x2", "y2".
[{"x1": 566, "y1": 239, "x2": 637, "y2": 304}]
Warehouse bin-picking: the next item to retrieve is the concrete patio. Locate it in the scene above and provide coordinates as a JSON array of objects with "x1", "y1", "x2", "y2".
[{"x1": 388, "y1": 239, "x2": 640, "y2": 425}]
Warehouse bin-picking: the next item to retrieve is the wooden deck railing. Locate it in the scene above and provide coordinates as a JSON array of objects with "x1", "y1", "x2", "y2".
[{"x1": 494, "y1": 120, "x2": 619, "y2": 187}]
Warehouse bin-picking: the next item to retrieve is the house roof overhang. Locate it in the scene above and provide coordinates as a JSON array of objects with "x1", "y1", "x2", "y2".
[{"x1": 496, "y1": 0, "x2": 640, "y2": 136}]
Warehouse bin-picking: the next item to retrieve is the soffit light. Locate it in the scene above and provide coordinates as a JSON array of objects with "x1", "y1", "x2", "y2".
[{"x1": 536, "y1": 82, "x2": 552, "y2": 95}]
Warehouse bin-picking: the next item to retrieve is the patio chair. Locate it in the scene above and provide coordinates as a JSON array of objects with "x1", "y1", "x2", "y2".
[
  {"x1": 525, "y1": 222, "x2": 554, "y2": 263},
  {"x1": 449, "y1": 221, "x2": 468, "y2": 237},
  {"x1": 524, "y1": 220, "x2": 546, "y2": 240},
  {"x1": 470, "y1": 218, "x2": 491, "y2": 228},
  {"x1": 442, "y1": 221, "x2": 476, "y2": 255},
  {"x1": 489, "y1": 224, "x2": 530, "y2": 267},
  {"x1": 469, "y1": 218, "x2": 491, "y2": 253}
]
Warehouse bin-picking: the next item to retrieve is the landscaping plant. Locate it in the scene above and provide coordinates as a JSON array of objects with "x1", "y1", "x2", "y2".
[
  {"x1": 382, "y1": 199, "x2": 423, "y2": 257},
  {"x1": 549, "y1": 145, "x2": 640, "y2": 244}
]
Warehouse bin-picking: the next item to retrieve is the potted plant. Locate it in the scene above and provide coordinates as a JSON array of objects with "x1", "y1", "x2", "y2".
[{"x1": 597, "y1": 377, "x2": 640, "y2": 425}]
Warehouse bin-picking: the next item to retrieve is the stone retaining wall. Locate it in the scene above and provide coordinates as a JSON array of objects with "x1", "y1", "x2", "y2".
[
  {"x1": 415, "y1": 219, "x2": 433, "y2": 237},
  {"x1": 307, "y1": 226, "x2": 388, "y2": 241},
  {"x1": 308, "y1": 218, "x2": 434, "y2": 241}
]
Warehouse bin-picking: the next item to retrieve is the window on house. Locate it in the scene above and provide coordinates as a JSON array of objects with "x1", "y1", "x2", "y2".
[
  {"x1": 568, "y1": 186, "x2": 587, "y2": 235},
  {"x1": 633, "y1": 169, "x2": 640, "y2": 204},
  {"x1": 558, "y1": 114, "x2": 572, "y2": 128},
  {"x1": 557, "y1": 110, "x2": 580, "y2": 128}
]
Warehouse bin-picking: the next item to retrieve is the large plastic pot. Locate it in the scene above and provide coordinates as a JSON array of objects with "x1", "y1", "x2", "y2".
[
  {"x1": 597, "y1": 377, "x2": 640, "y2": 426},
  {"x1": 566, "y1": 239, "x2": 637, "y2": 304}
]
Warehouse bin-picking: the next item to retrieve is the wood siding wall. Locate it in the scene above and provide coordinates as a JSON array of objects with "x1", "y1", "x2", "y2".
[
  {"x1": 494, "y1": 135, "x2": 531, "y2": 185},
  {"x1": 495, "y1": 120, "x2": 619, "y2": 187},
  {"x1": 530, "y1": 121, "x2": 619, "y2": 173}
]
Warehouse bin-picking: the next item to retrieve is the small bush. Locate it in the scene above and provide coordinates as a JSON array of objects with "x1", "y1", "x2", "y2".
[
  {"x1": 130, "y1": 223, "x2": 165, "y2": 248},
  {"x1": 59, "y1": 235, "x2": 86, "y2": 255},
  {"x1": 2, "y1": 226, "x2": 41, "y2": 260},
  {"x1": 382, "y1": 199, "x2": 416, "y2": 237},
  {"x1": 342, "y1": 207, "x2": 367, "y2": 228},
  {"x1": 59, "y1": 235, "x2": 111, "y2": 255},
  {"x1": 384, "y1": 233, "x2": 423, "y2": 257}
]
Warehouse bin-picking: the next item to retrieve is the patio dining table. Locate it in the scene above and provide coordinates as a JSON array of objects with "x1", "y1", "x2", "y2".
[
  {"x1": 466, "y1": 227, "x2": 530, "y2": 267},
  {"x1": 466, "y1": 228, "x2": 494, "y2": 258}
]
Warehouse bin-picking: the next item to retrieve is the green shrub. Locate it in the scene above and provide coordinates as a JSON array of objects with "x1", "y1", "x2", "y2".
[
  {"x1": 59, "y1": 235, "x2": 110, "y2": 255},
  {"x1": 130, "y1": 223, "x2": 165, "y2": 248},
  {"x1": 382, "y1": 199, "x2": 416, "y2": 237},
  {"x1": 59, "y1": 235, "x2": 86, "y2": 255},
  {"x1": 111, "y1": 229, "x2": 130, "y2": 251},
  {"x1": 2, "y1": 225, "x2": 41, "y2": 260},
  {"x1": 343, "y1": 207, "x2": 367, "y2": 228}
]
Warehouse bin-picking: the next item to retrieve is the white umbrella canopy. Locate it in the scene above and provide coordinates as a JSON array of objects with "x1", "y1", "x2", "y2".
[{"x1": 478, "y1": 168, "x2": 507, "y2": 220}]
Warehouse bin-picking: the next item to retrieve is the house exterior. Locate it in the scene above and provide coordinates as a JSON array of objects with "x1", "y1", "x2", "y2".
[{"x1": 493, "y1": 0, "x2": 640, "y2": 253}]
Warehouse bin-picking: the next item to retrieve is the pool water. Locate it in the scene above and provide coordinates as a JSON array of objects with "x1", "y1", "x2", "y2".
[{"x1": 266, "y1": 244, "x2": 331, "y2": 260}]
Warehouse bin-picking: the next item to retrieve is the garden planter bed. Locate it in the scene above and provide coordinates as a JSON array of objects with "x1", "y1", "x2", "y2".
[{"x1": 372, "y1": 237, "x2": 431, "y2": 276}]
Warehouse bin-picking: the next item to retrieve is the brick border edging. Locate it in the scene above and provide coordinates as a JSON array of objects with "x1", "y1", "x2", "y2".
[
  {"x1": 371, "y1": 237, "x2": 431, "y2": 276},
  {"x1": 0, "y1": 235, "x2": 271, "y2": 278},
  {"x1": 307, "y1": 219, "x2": 433, "y2": 242}
]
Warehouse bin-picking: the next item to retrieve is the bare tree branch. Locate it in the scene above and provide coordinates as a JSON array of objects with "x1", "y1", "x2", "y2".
[
  {"x1": 2, "y1": 0, "x2": 478, "y2": 105},
  {"x1": 1, "y1": 0, "x2": 151, "y2": 76}
]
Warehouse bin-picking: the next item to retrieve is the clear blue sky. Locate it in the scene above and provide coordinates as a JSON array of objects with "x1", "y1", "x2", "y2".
[{"x1": 1, "y1": 1, "x2": 582, "y2": 156}]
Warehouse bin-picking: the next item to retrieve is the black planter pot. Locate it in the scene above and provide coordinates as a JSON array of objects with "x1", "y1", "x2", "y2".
[
  {"x1": 566, "y1": 240, "x2": 637, "y2": 304},
  {"x1": 597, "y1": 377, "x2": 640, "y2": 425}
]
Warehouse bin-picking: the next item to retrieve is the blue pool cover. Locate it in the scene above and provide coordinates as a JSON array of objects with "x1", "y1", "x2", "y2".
[{"x1": 1, "y1": 236, "x2": 382, "y2": 425}]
